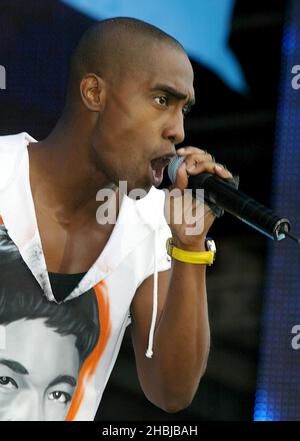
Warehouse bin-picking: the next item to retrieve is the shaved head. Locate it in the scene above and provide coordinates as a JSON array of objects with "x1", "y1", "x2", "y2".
[
  {"x1": 56, "y1": 17, "x2": 194, "y2": 194},
  {"x1": 65, "y1": 17, "x2": 186, "y2": 108}
]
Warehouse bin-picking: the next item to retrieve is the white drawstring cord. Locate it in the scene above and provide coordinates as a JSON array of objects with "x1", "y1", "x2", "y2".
[{"x1": 145, "y1": 227, "x2": 158, "y2": 358}]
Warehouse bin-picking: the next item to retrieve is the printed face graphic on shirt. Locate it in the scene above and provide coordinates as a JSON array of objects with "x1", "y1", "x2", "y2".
[
  {"x1": 0, "y1": 226, "x2": 109, "y2": 421},
  {"x1": 0, "y1": 318, "x2": 80, "y2": 421},
  {"x1": 0, "y1": 278, "x2": 101, "y2": 420}
]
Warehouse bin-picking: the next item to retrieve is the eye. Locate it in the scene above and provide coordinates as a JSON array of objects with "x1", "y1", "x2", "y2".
[
  {"x1": 182, "y1": 105, "x2": 191, "y2": 117},
  {"x1": 154, "y1": 96, "x2": 168, "y2": 107},
  {"x1": 0, "y1": 376, "x2": 18, "y2": 390},
  {"x1": 48, "y1": 390, "x2": 72, "y2": 404}
]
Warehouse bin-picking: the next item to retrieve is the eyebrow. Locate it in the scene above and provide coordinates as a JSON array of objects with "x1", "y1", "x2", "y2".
[
  {"x1": 48, "y1": 375, "x2": 77, "y2": 389},
  {"x1": 0, "y1": 358, "x2": 29, "y2": 375},
  {"x1": 0, "y1": 360, "x2": 77, "y2": 388},
  {"x1": 150, "y1": 83, "x2": 195, "y2": 107}
]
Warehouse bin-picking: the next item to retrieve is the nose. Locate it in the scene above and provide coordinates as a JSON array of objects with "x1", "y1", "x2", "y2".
[
  {"x1": 162, "y1": 111, "x2": 185, "y2": 145},
  {"x1": 27, "y1": 399, "x2": 45, "y2": 421},
  {"x1": 14, "y1": 391, "x2": 45, "y2": 421}
]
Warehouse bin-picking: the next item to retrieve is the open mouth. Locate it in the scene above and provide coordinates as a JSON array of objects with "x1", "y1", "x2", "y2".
[{"x1": 150, "y1": 155, "x2": 173, "y2": 187}]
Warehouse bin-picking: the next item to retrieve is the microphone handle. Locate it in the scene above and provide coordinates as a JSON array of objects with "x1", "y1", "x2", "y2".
[{"x1": 190, "y1": 173, "x2": 291, "y2": 241}]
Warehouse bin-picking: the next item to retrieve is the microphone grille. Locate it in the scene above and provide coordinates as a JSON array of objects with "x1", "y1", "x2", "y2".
[{"x1": 168, "y1": 156, "x2": 185, "y2": 183}]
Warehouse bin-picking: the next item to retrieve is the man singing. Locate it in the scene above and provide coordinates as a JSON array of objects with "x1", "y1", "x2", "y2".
[{"x1": 0, "y1": 17, "x2": 232, "y2": 420}]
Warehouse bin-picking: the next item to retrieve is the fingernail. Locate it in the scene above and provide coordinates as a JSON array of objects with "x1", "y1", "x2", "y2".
[
  {"x1": 177, "y1": 148, "x2": 185, "y2": 154},
  {"x1": 215, "y1": 165, "x2": 224, "y2": 172}
]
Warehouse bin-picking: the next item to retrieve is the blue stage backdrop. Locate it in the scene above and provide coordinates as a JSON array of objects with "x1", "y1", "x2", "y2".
[
  {"x1": 62, "y1": 0, "x2": 246, "y2": 93},
  {"x1": 254, "y1": 0, "x2": 300, "y2": 421},
  {"x1": 0, "y1": 0, "x2": 246, "y2": 140}
]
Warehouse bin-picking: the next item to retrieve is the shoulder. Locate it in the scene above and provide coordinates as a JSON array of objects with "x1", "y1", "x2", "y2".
[{"x1": 0, "y1": 132, "x2": 36, "y2": 191}]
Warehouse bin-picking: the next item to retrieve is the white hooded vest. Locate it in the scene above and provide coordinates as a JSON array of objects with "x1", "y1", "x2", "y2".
[{"x1": 0, "y1": 132, "x2": 171, "y2": 421}]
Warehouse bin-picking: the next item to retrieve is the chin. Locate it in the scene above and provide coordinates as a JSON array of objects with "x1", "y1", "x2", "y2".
[{"x1": 125, "y1": 179, "x2": 152, "y2": 199}]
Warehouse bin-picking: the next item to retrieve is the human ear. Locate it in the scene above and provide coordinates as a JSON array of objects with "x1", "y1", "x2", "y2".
[{"x1": 80, "y1": 73, "x2": 105, "y2": 112}]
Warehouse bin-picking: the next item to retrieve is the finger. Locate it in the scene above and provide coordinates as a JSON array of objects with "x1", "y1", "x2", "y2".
[
  {"x1": 177, "y1": 148, "x2": 216, "y2": 164},
  {"x1": 213, "y1": 163, "x2": 233, "y2": 179},
  {"x1": 183, "y1": 153, "x2": 214, "y2": 170},
  {"x1": 177, "y1": 147, "x2": 208, "y2": 156},
  {"x1": 186, "y1": 161, "x2": 233, "y2": 179}
]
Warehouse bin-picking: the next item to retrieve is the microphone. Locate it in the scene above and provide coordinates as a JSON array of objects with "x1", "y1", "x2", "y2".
[{"x1": 168, "y1": 156, "x2": 300, "y2": 243}]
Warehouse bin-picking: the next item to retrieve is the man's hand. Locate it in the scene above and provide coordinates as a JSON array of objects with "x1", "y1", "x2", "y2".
[{"x1": 164, "y1": 146, "x2": 233, "y2": 251}]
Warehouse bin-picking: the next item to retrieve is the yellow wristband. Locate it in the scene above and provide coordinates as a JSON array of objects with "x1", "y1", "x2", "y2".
[{"x1": 166, "y1": 238, "x2": 215, "y2": 265}]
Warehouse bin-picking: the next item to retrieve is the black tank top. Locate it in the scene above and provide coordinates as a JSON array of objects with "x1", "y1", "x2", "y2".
[{"x1": 48, "y1": 272, "x2": 86, "y2": 302}]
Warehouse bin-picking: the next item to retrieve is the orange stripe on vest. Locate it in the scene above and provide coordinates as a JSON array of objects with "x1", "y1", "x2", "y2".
[{"x1": 66, "y1": 280, "x2": 111, "y2": 421}]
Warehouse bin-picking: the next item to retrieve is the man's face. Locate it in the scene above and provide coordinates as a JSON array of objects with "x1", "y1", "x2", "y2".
[
  {"x1": 0, "y1": 318, "x2": 80, "y2": 421},
  {"x1": 92, "y1": 43, "x2": 195, "y2": 194}
]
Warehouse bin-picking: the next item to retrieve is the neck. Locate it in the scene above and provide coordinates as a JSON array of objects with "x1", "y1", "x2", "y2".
[{"x1": 28, "y1": 109, "x2": 116, "y2": 222}]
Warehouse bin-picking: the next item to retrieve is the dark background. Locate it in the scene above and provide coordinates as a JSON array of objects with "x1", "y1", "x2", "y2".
[{"x1": 0, "y1": 0, "x2": 288, "y2": 420}]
